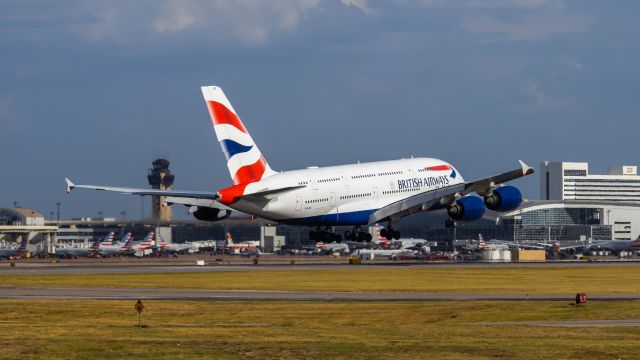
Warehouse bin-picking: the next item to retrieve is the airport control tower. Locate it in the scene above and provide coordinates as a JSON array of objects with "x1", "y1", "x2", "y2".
[{"x1": 147, "y1": 159, "x2": 174, "y2": 221}]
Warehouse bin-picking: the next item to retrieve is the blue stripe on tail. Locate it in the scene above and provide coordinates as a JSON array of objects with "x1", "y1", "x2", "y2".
[{"x1": 220, "y1": 139, "x2": 254, "y2": 160}]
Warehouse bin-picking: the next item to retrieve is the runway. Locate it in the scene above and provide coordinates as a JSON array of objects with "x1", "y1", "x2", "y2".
[
  {"x1": 2, "y1": 285, "x2": 639, "y2": 301},
  {"x1": 3, "y1": 260, "x2": 640, "y2": 275}
]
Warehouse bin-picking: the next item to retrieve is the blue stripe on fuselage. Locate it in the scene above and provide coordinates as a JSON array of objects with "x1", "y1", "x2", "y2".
[
  {"x1": 220, "y1": 139, "x2": 253, "y2": 160},
  {"x1": 280, "y1": 209, "x2": 378, "y2": 226}
]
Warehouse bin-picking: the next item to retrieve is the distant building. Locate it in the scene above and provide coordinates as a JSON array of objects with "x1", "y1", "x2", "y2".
[
  {"x1": 0, "y1": 208, "x2": 57, "y2": 253},
  {"x1": 0, "y1": 208, "x2": 45, "y2": 226},
  {"x1": 540, "y1": 161, "x2": 640, "y2": 203}
]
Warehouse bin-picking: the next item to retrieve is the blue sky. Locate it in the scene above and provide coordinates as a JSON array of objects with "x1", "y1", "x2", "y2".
[{"x1": 1, "y1": 0, "x2": 638, "y2": 219}]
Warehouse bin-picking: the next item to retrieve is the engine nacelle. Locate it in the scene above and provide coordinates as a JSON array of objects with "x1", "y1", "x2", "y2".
[
  {"x1": 191, "y1": 207, "x2": 231, "y2": 222},
  {"x1": 447, "y1": 196, "x2": 485, "y2": 221},
  {"x1": 484, "y1": 186, "x2": 522, "y2": 212}
]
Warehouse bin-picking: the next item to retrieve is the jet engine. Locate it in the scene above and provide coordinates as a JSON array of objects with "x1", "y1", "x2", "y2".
[
  {"x1": 484, "y1": 186, "x2": 523, "y2": 212},
  {"x1": 447, "y1": 196, "x2": 485, "y2": 221},
  {"x1": 191, "y1": 207, "x2": 231, "y2": 222}
]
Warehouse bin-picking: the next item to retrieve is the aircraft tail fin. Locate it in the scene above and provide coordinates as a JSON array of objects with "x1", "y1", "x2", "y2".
[
  {"x1": 201, "y1": 85, "x2": 277, "y2": 185},
  {"x1": 99, "y1": 232, "x2": 115, "y2": 246},
  {"x1": 142, "y1": 231, "x2": 155, "y2": 244},
  {"x1": 17, "y1": 237, "x2": 28, "y2": 252}
]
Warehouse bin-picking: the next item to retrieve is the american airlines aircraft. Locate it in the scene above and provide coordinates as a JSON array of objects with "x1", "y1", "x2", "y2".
[{"x1": 65, "y1": 86, "x2": 534, "y2": 243}]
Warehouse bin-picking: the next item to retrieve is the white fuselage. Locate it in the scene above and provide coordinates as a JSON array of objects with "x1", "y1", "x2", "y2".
[{"x1": 228, "y1": 158, "x2": 464, "y2": 226}]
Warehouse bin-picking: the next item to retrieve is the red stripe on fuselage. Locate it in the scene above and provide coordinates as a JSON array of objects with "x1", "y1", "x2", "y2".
[
  {"x1": 425, "y1": 165, "x2": 451, "y2": 171},
  {"x1": 206, "y1": 101, "x2": 247, "y2": 133},
  {"x1": 218, "y1": 183, "x2": 249, "y2": 205}
]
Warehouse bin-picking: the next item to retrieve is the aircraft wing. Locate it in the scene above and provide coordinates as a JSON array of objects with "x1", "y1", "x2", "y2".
[
  {"x1": 368, "y1": 160, "x2": 534, "y2": 224},
  {"x1": 462, "y1": 160, "x2": 534, "y2": 196},
  {"x1": 65, "y1": 178, "x2": 219, "y2": 199},
  {"x1": 163, "y1": 196, "x2": 232, "y2": 210}
]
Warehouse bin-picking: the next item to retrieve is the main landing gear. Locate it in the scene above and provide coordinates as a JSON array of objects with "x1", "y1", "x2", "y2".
[
  {"x1": 380, "y1": 225, "x2": 401, "y2": 240},
  {"x1": 343, "y1": 226, "x2": 372, "y2": 242},
  {"x1": 309, "y1": 226, "x2": 374, "y2": 243}
]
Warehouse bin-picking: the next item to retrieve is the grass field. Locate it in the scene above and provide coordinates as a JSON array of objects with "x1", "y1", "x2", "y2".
[
  {"x1": 3, "y1": 265, "x2": 640, "y2": 294},
  {"x1": 0, "y1": 300, "x2": 639, "y2": 360}
]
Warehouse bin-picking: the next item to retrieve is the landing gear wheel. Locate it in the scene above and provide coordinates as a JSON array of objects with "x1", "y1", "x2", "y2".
[
  {"x1": 364, "y1": 233, "x2": 372, "y2": 242},
  {"x1": 393, "y1": 231, "x2": 401, "y2": 240},
  {"x1": 380, "y1": 228, "x2": 388, "y2": 238}
]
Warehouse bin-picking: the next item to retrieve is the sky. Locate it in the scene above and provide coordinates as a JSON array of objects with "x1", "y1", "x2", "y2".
[{"x1": 1, "y1": 0, "x2": 639, "y2": 220}]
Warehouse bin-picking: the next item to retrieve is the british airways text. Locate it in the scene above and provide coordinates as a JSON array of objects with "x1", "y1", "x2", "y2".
[{"x1": 398, "y1": 176, "x2": 449, "y2": 190}]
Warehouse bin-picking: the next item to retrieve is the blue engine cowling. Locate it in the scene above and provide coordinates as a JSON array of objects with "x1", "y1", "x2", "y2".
[
  {"x1": 447, "y1": 196, "x2": 485, "y2": 221},
  {"x1": 484, "y1": 186, "x2": 522, "y2": 212}
]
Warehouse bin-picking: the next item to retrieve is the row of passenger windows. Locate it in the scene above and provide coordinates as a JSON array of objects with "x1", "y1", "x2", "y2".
[
  {"x1": 383, "y1": 188, "x2": 416, "y2": 195},
  {"x1": 297, "y1": 181, "x2": 309, "y2": 186},
  {"x1": 305, "y1": 198, "x2": 328, "y2": 204},
  {"x1": 564, "y1": 184, "x2": 640, "y2": 188},
  {"x1": 566, "y1": 179, "x2": 640, "y2": 183},
  {"x1": 340, "y1": 193, "x2": 371, "y2": 200},
  {"x1": 378, "y1": 171, "x2": 403, "y2": 176},
  {"x1": 352, "y1": 174, "x2": 376, "y2": 179},
  {"x1": 319, "y1": 178, "x2": 339, "y2": 183},
  {"x1": 564, "y1": 189, "x2": 640, "y2": 193}
]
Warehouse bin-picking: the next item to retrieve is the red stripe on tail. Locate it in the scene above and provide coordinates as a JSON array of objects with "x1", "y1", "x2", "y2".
[
  {"x1": 206, "y1": 101, "x2": 247, "y2": 133},
  {"x1": 232, "y1": 156, "x2": 267, "y2": 185}
]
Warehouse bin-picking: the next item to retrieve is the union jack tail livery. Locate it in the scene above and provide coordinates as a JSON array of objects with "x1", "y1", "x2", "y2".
[{"x1": 202, "y1": 86, "x2": 277, "y2": 185}]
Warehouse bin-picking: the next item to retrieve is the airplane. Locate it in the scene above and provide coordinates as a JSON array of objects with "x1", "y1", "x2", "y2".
[
  {"x1": 224, "y1": 233, "x2": 260, "y2": 255},
  {"x1": 315, "y1": 241, "x2": 349, "y2": 255},
  {"x1": 65, "y1": 85, "x2": 535, "y2": 243},
  {"x1": 128, "y1": 231, "x2": 156, "y2": 254},
  {"x1": 55, "y1": 231, "x2": 114, "y2": 257},
  {"x1": 464, "y1": 234, "x2": 508, "y2": 252},
  {"x1": 99, "y1": 232, "x2": 133, "y2": 256},
  {"x1": 155, "y1": 234, "x2": 196, "y2": 254},
  {"x1": 0, "y1": 238, "x2": 28, "y2": 258},
  {"x1": 558, "y1": 236, "x2": 640, "y2": 257}
]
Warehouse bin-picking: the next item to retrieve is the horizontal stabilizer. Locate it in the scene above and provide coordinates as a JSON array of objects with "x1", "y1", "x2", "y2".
[{"x1": 64, "y1": 179, "x2": 219, "y2": 199}]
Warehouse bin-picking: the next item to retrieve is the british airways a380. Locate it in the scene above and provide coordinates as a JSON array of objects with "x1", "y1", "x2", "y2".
[{"x1": 65, "y1": 86, "x2": 534, "y2": 243}]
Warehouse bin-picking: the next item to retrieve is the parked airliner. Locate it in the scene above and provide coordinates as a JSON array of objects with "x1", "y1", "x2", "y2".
[{"x1": 66, "y1": 86, "x2": 534, "y2": 243}]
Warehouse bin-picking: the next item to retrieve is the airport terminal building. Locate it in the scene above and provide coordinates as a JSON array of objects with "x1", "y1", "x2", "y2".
[{"x1": 540, "y1": 161, "x2": 640, "y2": 203}]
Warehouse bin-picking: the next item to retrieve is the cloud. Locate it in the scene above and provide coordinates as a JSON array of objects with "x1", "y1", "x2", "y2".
[
  {"x1": 522, "y1": 79, "x2": 575, "y2": 109},
  {"x1": 62, "y1": 0, "x2": 368, "y2": 47},
  {"x1": 560, "y1": 54, "x2": 584, "y2": 71},
  {"x1": 340, "y1": 0, "x2": 371, "y2": 14},
  {"x1": 462, "y1": 13, "x2": 590, "y2": 41}
]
